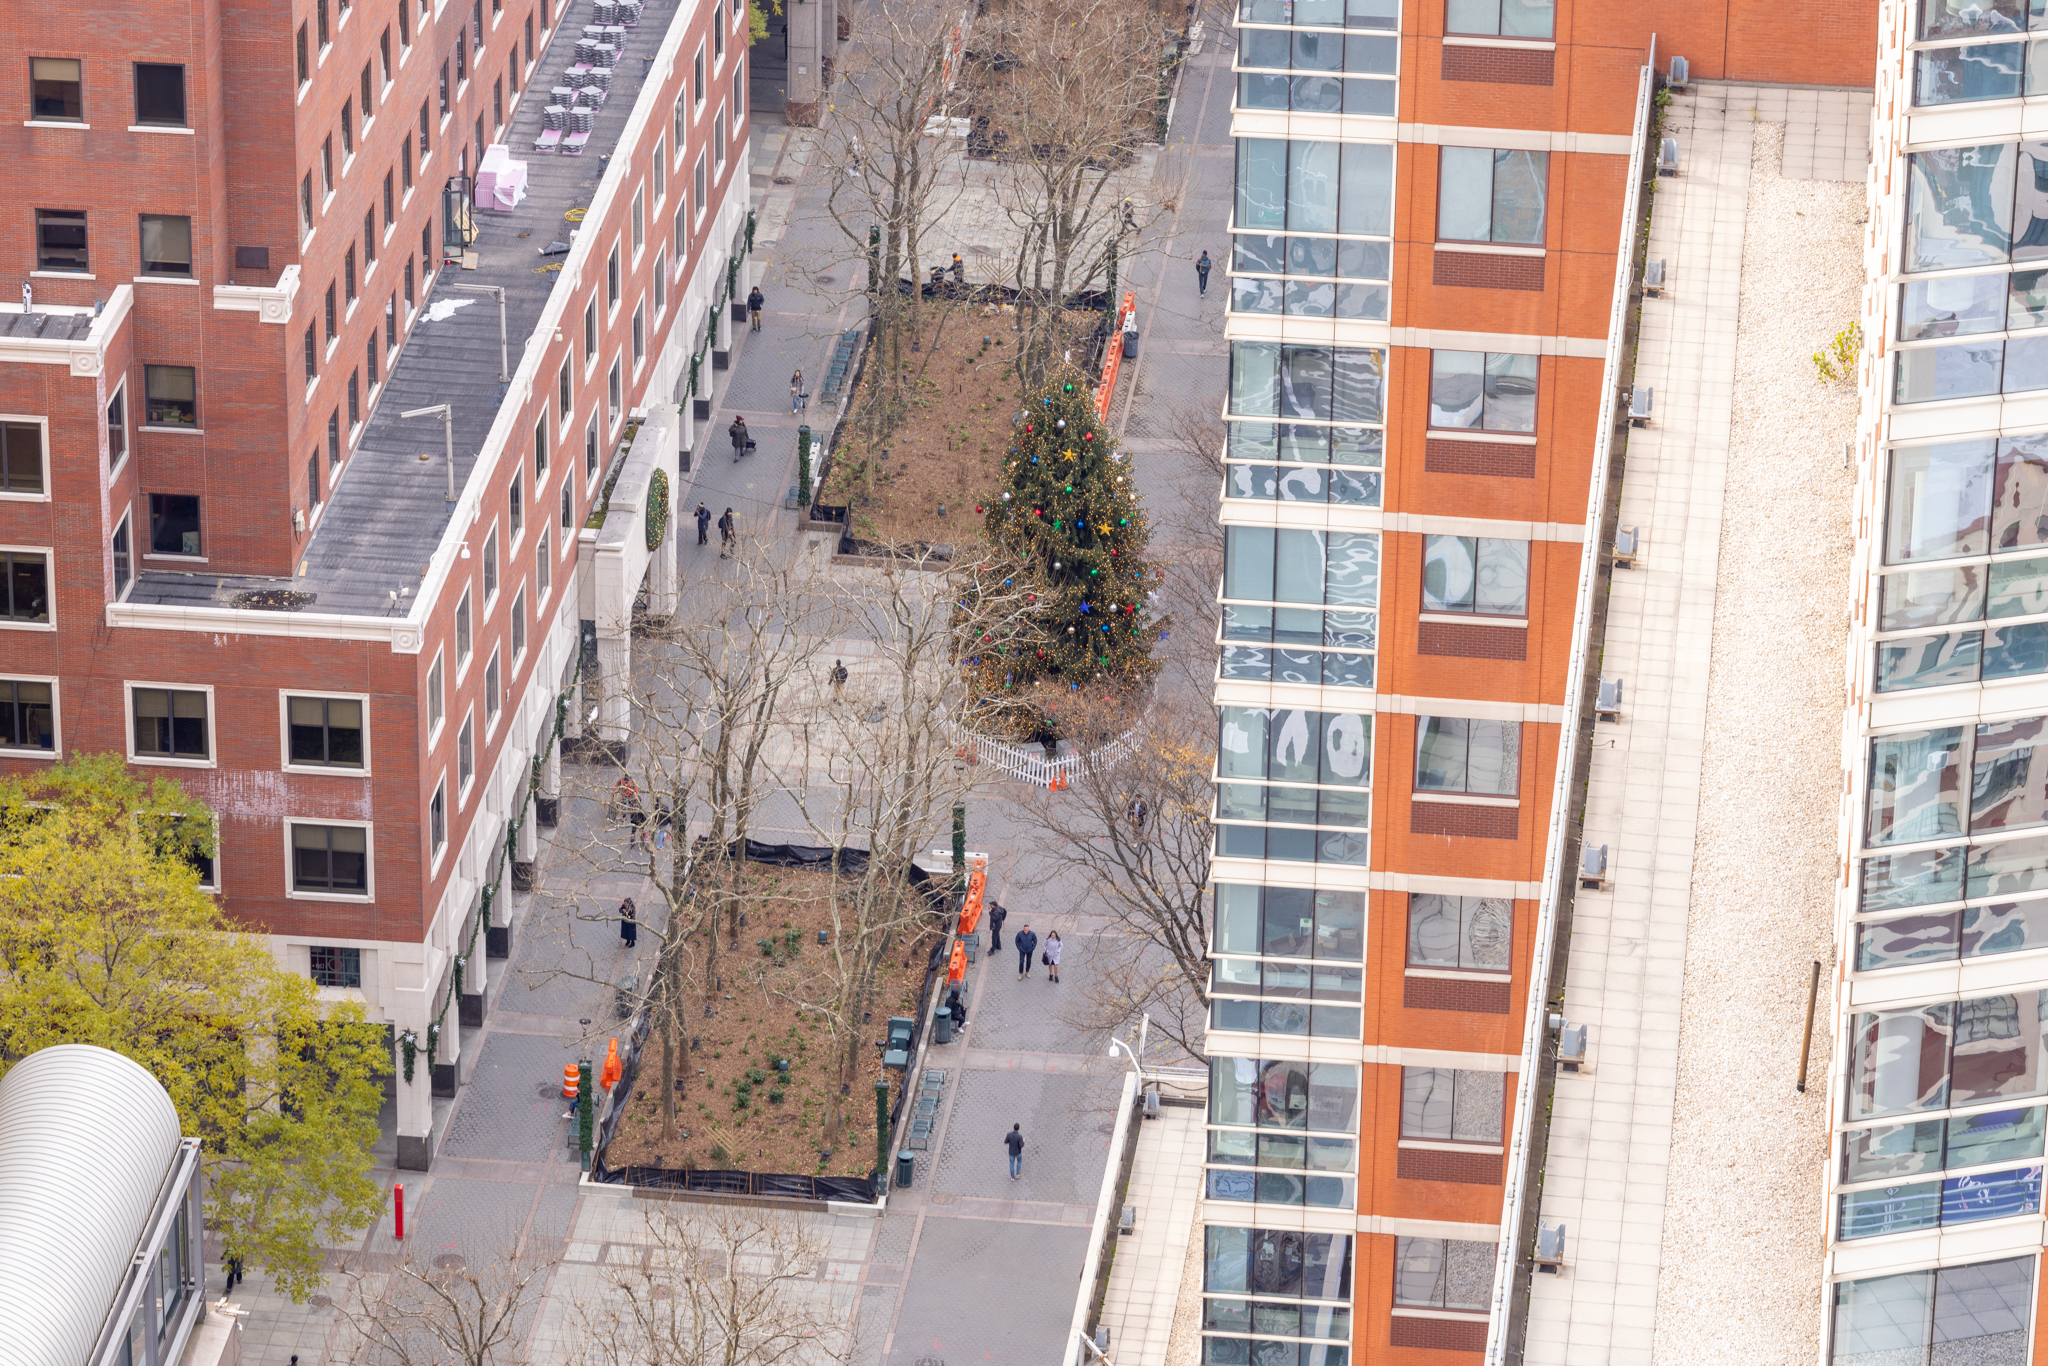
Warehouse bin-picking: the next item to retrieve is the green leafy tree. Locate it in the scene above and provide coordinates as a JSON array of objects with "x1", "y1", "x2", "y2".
[
  {"x1": 0, "y1": 754, "x2": 387, "y2": 1302},
  {"x1": 968, "y1": 381, "x2": 1163, "y2": 735}
]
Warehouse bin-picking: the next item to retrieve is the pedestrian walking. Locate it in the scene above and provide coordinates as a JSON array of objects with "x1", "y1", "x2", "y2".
[
  {"x1": 829, "y1": 659, "x2": 849, "y2": 699},
  {"x1": 224, "y1": 1255, "x2": 244, "y2": 1292},
  {"x1": 1044, "y1": 929, "x2": 1062, "y2": 984},
  {"x1": 718, "y1": 507, "x2": 736, "y2": 557},
  {"x1": 1004, "y1": 1122, "x2": 1025, "y2": 1179},
  {"x1": 695, "y1": 502, "x2": 712, "y2": 545},
  {"x1": 747, "y1": 285, "x2": 765, "y2": 331},
  {"x1": 619, "y1": 897, "x2": 638, "y2": 948},
  {"x1": 791, "y1": 369, "x2": 805, "y2": 414},
  {"x1": 1196, "y1": 249, "x2": 1212, "y2": 296},
  {"x1": 1014, "y1": 925, "x2": 1039, "y2": 980},
  {"x1": 950, "y1": 252, "x2": 965, "y2": 285},
  {"x1": 1128, "y1": 797, "x2": 1149, "y2": 832},
  {"x1": 728, "y1": 415, "x2": 749, "y2": 462},
  {"x1": 987, "y1": 900, "x2": 1008, "y2": 952}
]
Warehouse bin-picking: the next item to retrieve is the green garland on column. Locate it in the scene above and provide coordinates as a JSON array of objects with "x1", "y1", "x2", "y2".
[
  {"x1": 400, "y1": 1030, "x2": 419, "y2": 1084},
  {"x1": 646, "y1": 469, "x2": 670, "y2": 551}
]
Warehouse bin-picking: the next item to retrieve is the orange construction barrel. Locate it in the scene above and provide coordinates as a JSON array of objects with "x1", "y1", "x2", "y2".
[
  {"x1": 600, "y1": 1038, "x2": 622, "y2": 1092},
  {"x1": 561, "y1": 1063, "x2": 579, "y2": 1100}
]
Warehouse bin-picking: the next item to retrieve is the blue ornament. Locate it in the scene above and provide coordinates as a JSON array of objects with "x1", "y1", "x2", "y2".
[{"x1": 1100, "y1": 624, "x2": 1109, "y2": 633}]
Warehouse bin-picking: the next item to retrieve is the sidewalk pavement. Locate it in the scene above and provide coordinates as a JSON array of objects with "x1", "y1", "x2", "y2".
[{"x1": 1098, "y1": 1098, "x2": 1208, "y2": 1364}]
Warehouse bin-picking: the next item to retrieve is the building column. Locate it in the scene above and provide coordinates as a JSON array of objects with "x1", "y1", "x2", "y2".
[
  {"x1": 431, "y1": 979, "x2": 463, "y2": 1095},
  {"x1": 648, "y1": 503, "x2": 680, "y2": 617},
  {"x1": 596, "y1": 635, "x2": 632, "y2": 750},
  {"x1": 539, "y1": 733, "x2": 562, "y2": 826},
  {"x1": 787, "y1": 0, "x2": 825, "y2": 125},
  {"x1": 396, "y1": 1047, "x2": 436, "y2": 1171},
  {"x1": 460, "y1": 905, "x2": 489, "y2": 1026},
  {"x1": 712, "y1": 282, "x2": 734, "y2": 369}
]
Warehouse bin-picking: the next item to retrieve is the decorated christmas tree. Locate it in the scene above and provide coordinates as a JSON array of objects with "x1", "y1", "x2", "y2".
[{"x1": 963, "y1": 381, "x2": 1164, "y2": 736}]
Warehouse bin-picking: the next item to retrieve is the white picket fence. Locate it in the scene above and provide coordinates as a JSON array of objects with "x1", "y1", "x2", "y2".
[{"x1": 953, "y1": 723, "x2": 1142, "y2": 789}]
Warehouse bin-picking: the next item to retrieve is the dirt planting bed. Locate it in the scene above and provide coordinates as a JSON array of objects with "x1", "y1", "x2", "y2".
[
  {"x1": 821, "y1": 305, "x2": 1100, "y2": 550},
  {"x1": 599, "y1": 861, "x2": 946, "y2": 1180}
]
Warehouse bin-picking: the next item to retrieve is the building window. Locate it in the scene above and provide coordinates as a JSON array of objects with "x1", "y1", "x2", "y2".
[
  {"x1": 317, "y1": 0, "x2": 331, "y2": 46},
  {"x1": 458, "y1": 713, "x2": 475, "y2": 787},
  {"x1": 439, "y1": 61, "x2": 450, "y2": 116},
  {"x1": 1236, "y1": 138, "x2": 1392, "y2": 238},
  {"x1": 560, "y1": 481, "x2": 572, "y2": 531},
  {"x1": 632, "y1": 305, "x2": 645, "y2": 365},
  {"x1": 344, "y1": 244, "x2": 358, "y2": 303},
  {"x1": 328, "y1": 410, "x2": 341, "y2": 465},
  {"x1": 1221, "y1": 527, "x2": 1380, "y2": 609},
  {"x1": 294, "y1": 826, "x2": 370, "y2": 894},
  {"x1": 693, "y1": 46, "x2": 705, "y2": 105},
  {"x1": 430, "y1": 780, "x2": 447, "y2": 853},
  {"x1": 366, "y1": 337, "x2": 378, "y2": 388},
  {"x1": 1830, "y1": 1258, "x2": 2033, "y2": 1365},
  {"x1": 714, "y1": 107, "x2": 726, "y2": 166},
  {"x1": 321, "y1": 136, "x2": 334, "y2": 195},
  {"x1": 508, "y1": 473, "x2": 524, "y2": 537},
  {"x1": 303, "y1": 326, "x2": 319, "y2": 383},
  {"x1": 427, "y1": 651, "x2": 445, "y2": 736},
  {"x1": 132, "y1": 686, "x2": 209, "y2": 760},
  {"x1": 1421, "y1": 536, "x2": 1528, "y2": 616},
  {"x1": 583, "y1": 297, "x2": 598, "y2": 362},
  {"x1": 631, "y1": 190, "x2": 644, "y2": 255},
  {"x1": 1428, "y1": 351, "x2": 1537, "y2": 432},
  {"x1": 652, "y1": 140, "x2": 665, "y2": 202},
  {"x1": 298, "y1": 25, "x2": 312, "y2": 85},
  {"x1": 1228, "y1": 343, "x2": 1385, "y2": 425},
  {"x1": 111, "y1": 514, "x2": 131, "y2": 596},
  {"x1": 607, "y1": 245, "x2": 621, "y2": 309},
  {"x1": 534, "y1": 414, "x2": 549, "y2": 480},
  {"x1": 1414, "y1": 717, "x2": 1520, "y2": 796},
  {"x1": 714, "y1": 10, "x2": 726, "y2": 59},
  {"x1": 325, "y1": 284, "x2": 338, "y2": 342},
  {"x1": 456, "y1": 588, "x2": 473, "y2": 667},
  {"x1": 1399, "y1": 1067, "x2": 1504, "y2": 1143},
  {"x1": 1445, "y1": 0, "x2": 1553, "y2": 39},
  {"x1": 0, "y1": 549, "x2": 47, "y2": 627},
  {"x1": 653, "y1": 251, "x2": 666, "y2": 312},
  {"x1": 0, "y1": 422, "x2": 44, "y2": 495},
  {"x1": 405, "y1": 255, "x2": 416, "y2": 308},
  {"x1": 732, "y1": 63, "x2": 743, "y2": 119},
  {"x1": 139, "y1": 214, "x2": 193, "y2": 277},
  {"x1": 1438, "y1": 147, "x2": 1548, "y2": 245},
  {"x1": 536, "y1": 528, "x2": 551, "y2": 597},
  {"x1": 1407, "y1": 894, "x2": 1511, "y2": 972},
  {"x1": 30, "y1": 58, "x2": 83, "y2": 121},
  {"x1": 310, "y1": 945, "x2": 364, "y2": 987},
  {"x1": 134, "y1": 63, "x2": 186, "y2": 126},
  {"x1": 558, "y1": 359, "x2": 572, "y2": 424},
  {"x1": 287, "y1": 696, "x2": 365, "y2": 768},
  {"x1": 1213, "y1": 707, "x2": 1374, "y2": 866},
  {"x1": 510, "y1": 589, "x2": 526, "y2": 658},
  {"x1": 586, "y1": 415, "x2": 599, "y2": 478},
  {"x1": 363, "y1": 209, "x2": 377, "y2": 264},
  {"x1": 493, "y1": 76, "x2": 503, "y2": 130},
  {"x1": 482, "y1": 527, "x2": 499, "y2": 600},
  {"x1": 485, "y1": 649, "x2": 501, "y2": 722},
  {"x1": 386, "y1": 294, "x2": 398, "y2": 348},
  {"x1": 1393, "y1": 1238, "x2": 1493, "y2": 1310},
  {"x1": 1236, "y1": 30, "x2": 1398, "y2": 121},
  {"x1": 607, "y1": 358, "x2": 621, "y2": 415},
  {"x1": 34, "y1": 208, "x2": 87, "y2": 272},
  {"x1": 694, "y1": 154, "x2": 706, "y2": 217},
  {"x1": 106, "y1": 386, "x2": 127, "y2": 469},
  {"x1": 348, "y1": 371, "x2": 360, "y2": 428},
  {"x1": 0, "y1": 679, "x2": 55, "y2": 751},
  {"x1": 1199, "y1": 1225, "x2": 1354, "y2": 1301},
  {"x1": 307, "y1": 452, "x2": 321, "y2": 512},
  {"x1": 301, "y1": 174, "x2": 314, "y2": 235},
  {"x1": 148, "y1": 493, "x2": 202, "y2": 556}
]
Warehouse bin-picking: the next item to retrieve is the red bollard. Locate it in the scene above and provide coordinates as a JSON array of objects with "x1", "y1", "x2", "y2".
[{"x1": 394, "y1": 1183, "x2": 405, "y2": 1241}]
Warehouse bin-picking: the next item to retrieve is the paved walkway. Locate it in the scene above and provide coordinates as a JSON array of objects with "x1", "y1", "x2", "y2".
[
  {"x1": 1522, "y1": 88, "x2": 1745, "y2": 1366},
  {"x1": 1098, "y1": 1096, "x2": 1207, "y2": 1364}
]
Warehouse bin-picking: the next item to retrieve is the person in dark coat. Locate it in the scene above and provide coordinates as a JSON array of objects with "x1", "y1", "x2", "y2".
[
  {"x1": 1196, "y1": 249, "x2": 1212, "y2": 296},
  {"x1": 747, "y1": 285, "x2": 765, "y2": 330},
  {"x1": 946, "y1": 988, "x2": 967, "y2": 1029},
  {"x1": 1014, "y1": 925, "x2": 1039, "y2": 981},
  {"x1": 986, "y1": 900, "x2": 1008, "y2": 952},
  {"x1": 696, "y1": 502, "x2": 712, "y2": 545},
  {"x1": 718, "y1": 508, "x2": 736, "y2": 558},
  {"x1": 1004, "y1": 1122, "x2": 1025, "y2": 1179},
  {"x1": 619, "y1": 897, "x2": 638, "y2": 948},
  {"x1": 728, "y1": 416, "x2": 749, "y2": 461}
]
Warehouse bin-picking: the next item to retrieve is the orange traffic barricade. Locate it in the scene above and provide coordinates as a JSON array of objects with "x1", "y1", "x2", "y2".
[
  {"x1": 561, "y1": 1063, "x2": 579, "y2": 1099},
  {"x1": 948, "y1": 943, "x2": 967, "y2": 984},
  {"x1": 600, "y1": 1038, "x2": 622, "y2": 1091}
]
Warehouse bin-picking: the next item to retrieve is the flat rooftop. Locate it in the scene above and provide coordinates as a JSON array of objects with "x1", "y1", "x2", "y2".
[{"x1": 128, "y1": 0, "x2": 685, "y2": 618}]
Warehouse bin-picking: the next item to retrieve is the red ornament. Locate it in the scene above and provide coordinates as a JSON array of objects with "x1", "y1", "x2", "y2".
[
  {"x1": 1084, "y1": 432, "x2": 1093, "y2": 441},
  {"x1": 1025, "y1": 425, "x2": 1035, "y2": 434},
  {"x1": 976, "y1": 505, "x2": 984, "y2": 513}
]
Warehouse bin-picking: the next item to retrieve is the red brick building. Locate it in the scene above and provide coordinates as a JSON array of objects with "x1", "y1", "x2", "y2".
[{"x1": 0, "y1": 0, "x2": 752, "y2": 1168}]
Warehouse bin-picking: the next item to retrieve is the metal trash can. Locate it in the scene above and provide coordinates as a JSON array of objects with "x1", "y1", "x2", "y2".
[
  {"x1": 1122, "y1": 330, "x2": 1138, "y2": 359},
  {"x1": 896, "y1": 1150, "x2": 915, "y2": 1187},
  {"x1": 933, "y1": 1012, "x2": 954, "y2": 1045}
]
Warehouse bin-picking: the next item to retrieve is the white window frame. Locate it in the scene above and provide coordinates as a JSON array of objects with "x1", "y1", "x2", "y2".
[
  {"x1": 123, "y1": 679, "x2": 217, "y2": 769},
  {"x1": 484, "y1": 645, "x2": 502, "y2": 732},
  {"x1": 536, "y1": 526, "x2": 552, "y2": 602},
  {"x1": 283, "y1": 817, "x2": 376, "y2": 902},
  {"x1": 0, "y1": 415, "x2": 52, "y2": 503},
  {"x1": 106, "y1": 379, "x2": 130, "y2": 475},
  {"x1": 0, "y1": 672, "x2": 61, "y2": 759},
  {"x1": 457, "y1": 708, "x2": 477, "y2": 801},
  {"x1": 455, "y1": 585, "x2": 474, "y2": 679},
  {"x1": 510, "y1": 586, "x2": 527, "y2": 663},
  {"x1": 0, "y1": 544, "x2": 55, "y2": 631},
  {"x1": 631, "y1": 187, "x2": 645, "y2": 260},
  {"x1": 426, "y1": 648, "x2": 446, "y2": 747},
  {"x1": 110, "y1": 509, "x2": 134, "y2": 604},
  {"x1": 278, "y1": 689, "x2": 374, "y2": 776},
  {"x1": 429, "y1": 772, "x2": 449, "y2": 870},
  {"x1": 482, "y1": 521, "x2": 500, "y2": 606}
]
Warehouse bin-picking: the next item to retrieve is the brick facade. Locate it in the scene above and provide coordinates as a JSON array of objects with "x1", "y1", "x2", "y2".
[
  {"x1": 1409, "y1": 801, "x2": 1520, "y2": 840},
  {"x1": 1417, "y1": 621, "x2": 1529, "y2": 661},
  {"x1": 1439, "y1": 45, "x2": 1554, "y2": 86},
  {"x1": 1429, "y1": 250, "x2": 1546, "y2": 292},
  {"x1": 1396, "y1": 1146, "x2": 1506, "y2": 1185},
  {"x1": 1389, "y1": 1316, "x2": 1490, "y2": 1352},
  {"x1": 1421, "y1": 438, "x2": 1536, "y2": 479},
  {"x1": 1402, "y1": 975, "x2": 1513, "y2": 1015}
]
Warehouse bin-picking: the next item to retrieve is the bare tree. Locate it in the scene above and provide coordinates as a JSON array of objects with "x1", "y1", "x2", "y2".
[
  {"x1": 774, "y1": 550, "x2": 1025, "y2": 1148},
  {"x1": 813, "y1": 0, "x2": 968, "y2": 448},
  {"x1": 972, "y1": 0, "x2": 1181, "y2": 385},
  {"x1": 998, "y1": 685, "x2": 1213, "y2": 1059},
  {"x1": 533, "y1": 535, "x2": 840, "y2": 1145},
  {"x1": 578, "y1": 1202, "x2": 857, "y2": 1366},
  {"x1": 337, "y1": 1241, "x2": 559, "y2": 1366}
]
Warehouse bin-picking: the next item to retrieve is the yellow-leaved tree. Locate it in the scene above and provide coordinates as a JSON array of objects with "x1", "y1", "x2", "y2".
[{"x1": 0, "y1": 754, "x2": 388, "y2": 1302}]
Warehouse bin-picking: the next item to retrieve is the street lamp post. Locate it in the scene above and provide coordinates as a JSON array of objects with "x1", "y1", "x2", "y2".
[{"x1": 448, "y1": 283, "x2": 509, "y2": 381}]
